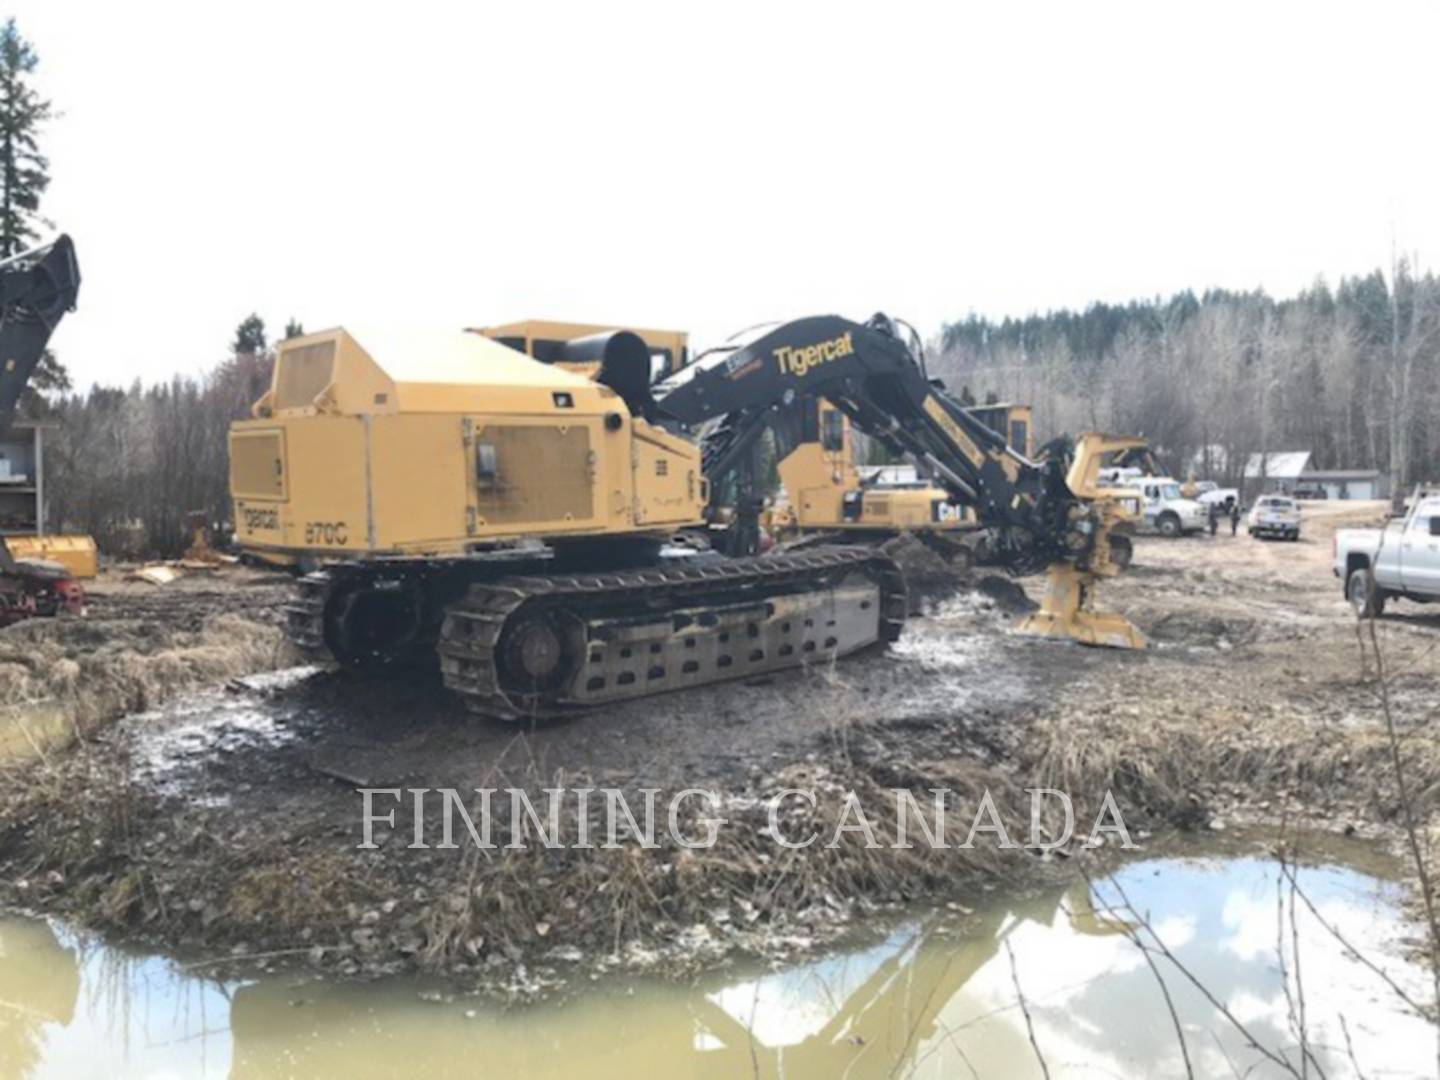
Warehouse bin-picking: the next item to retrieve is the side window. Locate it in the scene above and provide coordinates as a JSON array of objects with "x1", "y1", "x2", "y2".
[
  {"x1": 821, "y1": 409, "x2": 845, "y2": 452},
  {"x1": 1009, "y1": 419, "x2": 1028, "y2": 454},
  {"x1": 799, "y1": 398, "x2": 820, "y2": 444},
  {"x1": 531, "y1": 339, "x2": 567, "y2": 364}
]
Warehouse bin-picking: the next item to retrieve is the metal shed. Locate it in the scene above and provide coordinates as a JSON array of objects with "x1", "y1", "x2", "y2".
[
  {"x1": 1297, "y1": 469, "x2": 1388, "y2": 501},
  {"x1": 1243, "y1": 451, "x2": 1312, "y2": 494}
]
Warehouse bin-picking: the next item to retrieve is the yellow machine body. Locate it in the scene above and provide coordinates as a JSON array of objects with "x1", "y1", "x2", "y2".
[
  {"x1": 966, "y1": 402, "x2": 1034, "y2": 458},
  {"x1": 230, "y1": 328, "x2": 705, "y2": 562},
  {"x1": 776, "y1": 401, "x2": 972, "y2": 533},
  {"x1": 6, "y1": 534, "x2": 99, "y2": 579},
  {"x1": 775, "y1": 400, "x2": 1034, "y2": 537}
]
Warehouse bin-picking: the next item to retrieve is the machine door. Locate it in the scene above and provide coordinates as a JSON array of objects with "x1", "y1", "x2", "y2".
[{"x1": 1400, "y1": 498, "x2": 1440, "y2": 594}]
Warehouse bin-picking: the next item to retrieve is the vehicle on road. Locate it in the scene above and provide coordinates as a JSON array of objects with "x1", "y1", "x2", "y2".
[
  {"x1": 1102, "y1": 474, "x2": 1208, "y2": 537},
  {"x1": 1293, "y1": 483, "x2": 1329, "y2": 500},
  {"x1": 1197, "y1": 487, "x2": 1240, "y2": 513},
  {"x1": 1248, "y1": 495, "x2": 1301, "y2": 541},
  {"x1": 1333, "y1": 489, "x2": 1440, "y2": 616}
]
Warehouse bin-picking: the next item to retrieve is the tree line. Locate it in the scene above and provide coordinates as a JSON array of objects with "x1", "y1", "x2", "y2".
[{"x1": 934, "y1": 261, "x2": 1440, "y2": 494}]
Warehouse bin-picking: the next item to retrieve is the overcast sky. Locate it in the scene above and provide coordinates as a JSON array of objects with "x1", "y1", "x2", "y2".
[{"x1": 13, "y1": 1, "x2": 1440, "y2": 387}]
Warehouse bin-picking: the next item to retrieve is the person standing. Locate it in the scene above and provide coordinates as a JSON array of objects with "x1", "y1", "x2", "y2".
[
  {"x1": 1229, "y1": 500, "x2": 1241, "y2": 537},
  {"x1": 1207, "y1": 502, "x2": 1219, "y2": 537}
]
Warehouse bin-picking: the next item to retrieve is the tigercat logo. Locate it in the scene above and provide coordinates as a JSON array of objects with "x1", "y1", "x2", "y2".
[
  {"x1": 773, "y1": 331, "x2": 854, "y2": 378},
  {"x1": 242, "y1": 507, "x2": 279, "y2": 531}
]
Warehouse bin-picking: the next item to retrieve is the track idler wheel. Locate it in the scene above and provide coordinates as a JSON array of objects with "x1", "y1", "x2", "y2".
[
  {"x1": 497, "y1": 609, "x2": 577, "y2": 700},
  {"x1": 327, "y1": 580, "x2": 424, "y2": 668}
]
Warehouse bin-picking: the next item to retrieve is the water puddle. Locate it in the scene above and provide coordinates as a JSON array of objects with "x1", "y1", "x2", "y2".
[
  {"x1": 122, "y1": 667, "x2": 319, "y2": 803},
  {"x1": 0, "y1": 843, "x2": 1431, "y2": 1077}
]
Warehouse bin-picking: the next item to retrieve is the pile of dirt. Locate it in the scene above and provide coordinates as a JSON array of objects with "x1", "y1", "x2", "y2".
[
  {"x1": 880, "y1": 534, "x2": 968, "y2": 611},
  {"x1": 972, "y1": 573, "x2": 1038, "y2": 614}
]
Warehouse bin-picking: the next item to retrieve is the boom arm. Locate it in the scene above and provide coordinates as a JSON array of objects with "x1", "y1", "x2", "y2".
[
  {"x1": 657, "y1": 312, "x2": 1149, "y2": 648},
  {"x1": 658, "y1": 313, "x2": 1078, "y2": 573},
  {"x1": 0, "y1": 234, "x2": 81, "y2": 437}
]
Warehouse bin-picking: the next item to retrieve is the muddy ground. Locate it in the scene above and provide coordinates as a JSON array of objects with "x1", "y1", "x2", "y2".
[
  {"x1": 2, "y1": 501, "x2": 1437, "y2": 997},
  {"x1": 0, "y1": 565, "x2": 296, "y2": 757}
]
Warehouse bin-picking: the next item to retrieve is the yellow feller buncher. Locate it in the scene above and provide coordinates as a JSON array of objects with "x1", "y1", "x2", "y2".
[{"x1": 229, "y1": 314, "x2": 1147, "y2": 721}]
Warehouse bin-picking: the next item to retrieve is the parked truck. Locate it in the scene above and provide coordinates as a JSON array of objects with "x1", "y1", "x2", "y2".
[
  {"x1": 1097, "y1": 470, "x2": 1208, "y2": 537},
  {"x1": 1333, "y1": 488, "x2": 1440, "y2": 616}
]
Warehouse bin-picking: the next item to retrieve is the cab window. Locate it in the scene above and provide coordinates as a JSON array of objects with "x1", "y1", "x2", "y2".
[
  {"x1": 799, "y1": 399, "x2": 820, "y2": 444},
  {"x1": 1009, "y1": 419, "x2": 1028, "y2": 453},
  {"x1": 821, "y1": 409, "x2": 845, "y2": 452},
  {"x1": 1415, "y1": 500, "x2": 1440, "y2": 532}
]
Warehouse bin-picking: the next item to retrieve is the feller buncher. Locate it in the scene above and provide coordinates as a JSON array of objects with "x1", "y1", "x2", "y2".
[{"x1": 230, "y1": 314, "x2": 1146, "y2": 721}]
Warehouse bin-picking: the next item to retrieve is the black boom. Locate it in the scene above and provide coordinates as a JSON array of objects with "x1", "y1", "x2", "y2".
[
  {"x1": 655, "y1": 313, "x2": 1079, "y2": 573},
  {"x1": 0, "y1": 234, "x2": 81, "y2": 437}
]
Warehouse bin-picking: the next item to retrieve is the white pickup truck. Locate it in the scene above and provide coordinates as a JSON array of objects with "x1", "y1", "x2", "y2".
[
  {"x1": 1333, "y1": 491, "x2": 1440, "y2": 615},
  {"x1": 1105, "y1": 474, "x2": 1208, "y2": 537}
]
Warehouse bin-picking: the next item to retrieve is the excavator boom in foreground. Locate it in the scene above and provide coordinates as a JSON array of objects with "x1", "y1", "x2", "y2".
[
  {"x1": 0, "y1": 235, "x2": 85, "y2": 624},
  {"x1": 233, "y1": 312, "x2": 1145, "y2": 721}
]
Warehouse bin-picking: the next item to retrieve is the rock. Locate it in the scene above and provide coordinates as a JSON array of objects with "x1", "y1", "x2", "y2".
[
  {"x1": 1208, "y1": 818, "x2": 1226, "y2": 831},
  {"x1": 359, "y1": 909, "x2": 381, "y2": 926}
]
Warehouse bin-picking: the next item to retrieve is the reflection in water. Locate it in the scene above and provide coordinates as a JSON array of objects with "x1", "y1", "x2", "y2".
[{"x1": 0, "y1": 853, "x2": 1430, "y2": 1078}]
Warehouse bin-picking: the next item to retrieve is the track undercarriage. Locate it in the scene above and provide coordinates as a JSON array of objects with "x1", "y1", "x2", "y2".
[{"x1": 285, "y1": 546, "x2": 906, "y2": 721}]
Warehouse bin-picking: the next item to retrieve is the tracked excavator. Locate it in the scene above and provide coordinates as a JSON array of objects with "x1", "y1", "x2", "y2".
[
  {"x1": 0, "y1": 235, "x2": 85, "y2": 624},
  {"x1": 235, "y1": 313, "x2": 1144, "y2": 721}
]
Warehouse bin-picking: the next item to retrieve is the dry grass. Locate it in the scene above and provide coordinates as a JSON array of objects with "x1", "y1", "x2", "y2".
[
  {"x1": 0, "y1": 612, "x2": 290, "y2": 753},
  {"x1": 0, "y1": 735, "x2": 1046, "y2": 985},
  {"x1": 1028, "y1": 704, "x2": 1440, "y2": 826}
]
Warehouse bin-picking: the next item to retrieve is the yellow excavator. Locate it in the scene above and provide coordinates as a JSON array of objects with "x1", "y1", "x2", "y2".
[
  {"x1": 229, "y1": 313, "x2": 1147, "y2": 720},
  {"x1": 765, "y1": 397, "x2": 1038, "y2": 567}
]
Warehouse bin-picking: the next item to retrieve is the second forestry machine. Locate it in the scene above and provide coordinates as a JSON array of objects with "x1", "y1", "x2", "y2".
[{"x1": 231, "y1": 314, "x2": 1146, "y2": 721}]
